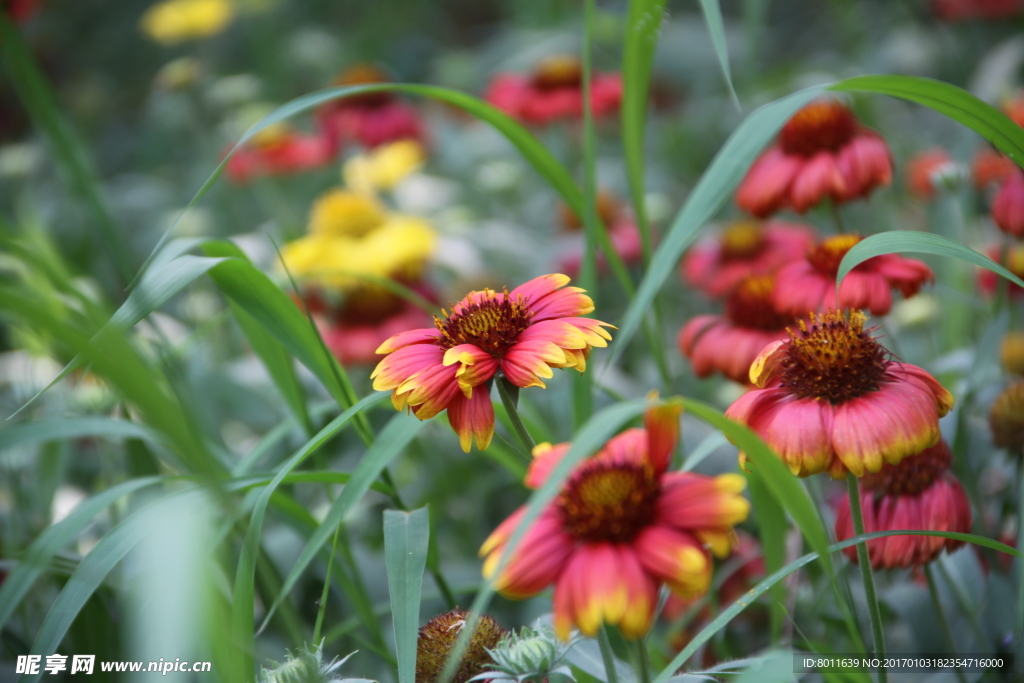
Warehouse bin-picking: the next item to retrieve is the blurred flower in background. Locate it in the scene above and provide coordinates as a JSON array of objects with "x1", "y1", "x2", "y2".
[
  {"x1": 557, "y1": 190, "x2": 645, "y2": 276},
  {"x1": 905, "y1": 148, "x2": 964, "y2": 199},
  {"x1": 930, "y1": 0, "x2": 1024, "y2": 21},
  {"x1": 3, "y1": 0, "x2": 40, "y2": 22},
  {"x1": 225, "y1": 122, "x2": 336, "y2": 183},
  {"x1": 344, "y1": 139, "x2": 426, "y2": 194},
  {"x1": 989, "y1": 379, "x2": 1024, "y2": 453},
  {"x1": 316, "y1": 64, "x2": 425, "y2": 150},
  {"x1": 1001, "y1": 331, "x2": 1024, "y2": 375},
  {"x1": 139, "y1": 0, "x2": 235, "y2": 45},
  {"x1": 977, "y1": 244, "x2": 1024, "y2": 298}
]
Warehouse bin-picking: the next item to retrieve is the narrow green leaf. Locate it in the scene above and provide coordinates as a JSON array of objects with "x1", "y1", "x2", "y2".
[
  {"x1": 698, "y1": 0, "x2": 741, "y2": 111},
  {"x1": 744, "y1": 471, "x2": 785, "y2": 642},
  {"x1": 259, "y1": 412, "x2": 425, "y2": 632},
  {"x1": 0, "y1": 417, "x2": 164, "y2": 451},
  {"x1": 837, "y1": 230, "x2": 1024, "y2": 291},
  {"x1": 653, "y1": 529, "x2": 1019, "y2": 682},
  {"x1": 384, "y1": 508, "x2": 431, "y2": 683}
]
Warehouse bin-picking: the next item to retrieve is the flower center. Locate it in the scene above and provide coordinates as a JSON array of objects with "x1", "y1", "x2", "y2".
[
  {"x1": 556, "y1": 459, "x2": 659, "y2": 542},
  {"x1": 861, "y1": 442, "x2": 951, "y2": 496},
  {"x1": 806, "y1": 234, "x2": 862, "y2": 275},
  {"x1": 779, "y1": 100, "x2": 858, "y2": 157},
  {"x1": 779, "y1": 310, "x2": 890, "y2": 404},
  {"x1": 531, "y1": 56, "x2": 583, "y2": 90},
  {"x1": 434, "y1": 289, "x2": 532, "y2": 355},
  {"x1": 719, "y1": 220, "x2": 766, "y2": 259},
  {"x1": 725, "y1": 275, "x2": 793, "y2": 330}
]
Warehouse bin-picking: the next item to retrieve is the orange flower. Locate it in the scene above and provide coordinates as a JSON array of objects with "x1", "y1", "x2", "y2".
[
  {"x1": 480, "y1": 405, "x2": 749, "y2": 640},
  {"x1": 726, "y1": 310, "x2": 954, "y2": 478},
  {"x1": 484, "y1": 55, "x2": 622, "y2": 126},
  {"x1": 736, "y1": 100, "x2": 892, "y2": 217},
  {"x1": 773, "y1": 234, "x2": 933, "y2": 317},
  {"x1": 372, "y1": 274, "x2": 612, "y2": 451},
  {"x1": 835, "y1": 441, "x2": 972, "y2": 569}
]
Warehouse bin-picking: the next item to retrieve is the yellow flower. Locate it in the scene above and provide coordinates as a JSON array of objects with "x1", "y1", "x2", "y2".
[
  {"x1": 343, "y1": 139, "x2": 426, "y2": 193},
  {"x1": 140, "y1": 0, "x2": 235, "y2": 45},
  {"x1": 308, "y1": 190, "x2": 388, "y2": 238}
]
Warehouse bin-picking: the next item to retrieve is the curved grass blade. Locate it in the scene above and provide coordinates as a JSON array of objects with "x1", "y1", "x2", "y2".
[
  {"x1": 384, "y1": 508, "x2": 431, "y2": 683},
  {"x1": 698, "y1": 0, "x2": 741, "y2": 111},
  {"x1": 837, "y1": 230, "x2": 1024, "y2": 291},
  {"x1": 653, "y1": 529, "x2": 1019, "y2": 683},
  {"x1": 0, "y1": 476, "x2": 165, "y2": 634},
  {"x1": 231, "y1": 391, "x2": 387, "y2": 671},
  {"x1": 258, "y1": 412, "x2": 425, "y2": 633}
]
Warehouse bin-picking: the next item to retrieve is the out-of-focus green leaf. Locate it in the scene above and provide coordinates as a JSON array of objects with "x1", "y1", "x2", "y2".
[
  {"x1": 653, "y1": 530, "x2": 1019, "y2": 683},
  {"x1": 744, "y1": 472, "x2": 786, "y2": 643},
  {"x1": 698, "y1": 0, "x2": 741, "y2": 110},
  {"x1": 0, "y1": 417, "x2": 164, "y2": 451},
  {"x1": 384, "y1": 508, "x2": 431, "y2": 683},
  {"x1": 837, "y1": 230, "x2": 1024, "y2": 291},
  {"x1": 259, "y1": 412, "x2": 425, "y2": 632}
]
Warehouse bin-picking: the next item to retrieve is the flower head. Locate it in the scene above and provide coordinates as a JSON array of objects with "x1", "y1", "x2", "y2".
[
  {"x1": 258, "y1": 643, "x2": 354, "y2": 683},
  {"x1": 972, "y1": 147, "x2": 1018, "y2": 188},
  {"x1": 484, "y1": 56, "x2": 622, "y2": 126},
  {"x1": 726, "y1": 310, "x2": 954, "y2": 478},
  {"x1": 317, "y1": 65, "x2": 424, "y2": 150},
  {"x1": 344, "y1": 139, "x2": 426, "y2": 193},
  {"x1": 557, "y1": 191, "x2": 644, "y2": 277},
  {"x1": 906, "y1": 149, "x2": 964, "y2": 199},
  {"x1": 225, "y1": 123, "x2": 336, "y2": 183},
  {"x1": 835, "y1": 441, "x2": 972, "y2": 569},
  {"x1": 372, "y1": 275, "x2": 612, "y2": 451},
  {"x1": 736, "y1": 100, "x2": 892, "y2": 217},
  {"x1": 477, "y1": 627, "x2": 575, "y2": 683},
  {"x1": 480, "y1": 404, "x2": 750, "y2": 640},
  {"x1": 977, "y1": 244, "x2": 1024, "y2": 299},
  {"x1": 681, "y1": 220, "x2": 815, "y2": 298},
  {"x1": 416, "y1": 609, "x2": 506, "y2": 683},
  {"x1": 140, "y1": 0, "x2": 234, "y2": 45},
  {"x1": 679, "y1": 275, "x2": 796, "y2": 384},
  {"x1": 773, "y1": 234, "x2": 933, "y2": 317},
  {"x1": 992, "y1": 170, "x2": 1024, "y2": 238},
  {"x1": 990, "y1": 380, "x2": 1024, "y2": 454}
]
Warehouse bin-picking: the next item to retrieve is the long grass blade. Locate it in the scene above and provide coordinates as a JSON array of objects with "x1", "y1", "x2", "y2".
[{"x1": 384, "y1": 508, "x2": 431, "y2": 683}]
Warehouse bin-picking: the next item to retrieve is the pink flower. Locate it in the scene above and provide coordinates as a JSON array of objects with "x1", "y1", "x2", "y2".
[
  {"x1": 319, "y1": 296, "x2": 434, "y2": 366},
  {"x1": 225, "y1": 127, "x2": 336, "y2": 183},
  {"x1": 992, "y1": 170, "x2": 1024, "y2": 238},
  {"x1": 736, "y1": 100, "x2": 892, "y2": 217},
  {"x1": 317, "y1": 64, "x2": 425, "y2": 150},
  {"x1": 372, "y1": 275, "x2": 612, "y2": 451},
  {"x1": 972, "y1": 148, "x2": 1018, "y2": 188},
  {"x1": 480, "y1": 404, "x2": 750, "y2": 639},
  {"x1": 681, "y1": 220, "x2": 815, "y2": 298},
  {"x1": 773, "y1": 234, "x2": 933, "y2": 317},
  {"x1": 725, "y1": 310, "x2": 954, "y2": 478},
  {"x1": 484, "y1": 56, "x2": 622, "y2": 126},
  {"x1": 835, "y1": 441, "x2": 972, "y2": 569},
  {"x1": 679, "y1": 275, "x2": 796, "y2": 384}
]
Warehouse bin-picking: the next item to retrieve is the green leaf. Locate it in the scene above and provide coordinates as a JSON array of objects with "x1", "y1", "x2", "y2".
[
  {"x1": 609, "y1": 88, "x2": 821, "y2": 367},
  {"x1": 744, "y1": 471, "x2": 786, "y2": 643},
  {"x1": 231, "y1": 391, "x2": 388, "y2": 671},
  {"x1": 837, "y1": 230, "x2": 1024, "y2": 291},
  {"x1": 698, "y1": 0, "x2": 741, "y2": 111},
  {"x1": 0, "y1": 476, "x2": 165, "y2": 634},
  {"x1": 384, "y1": 508, "x2": 431, "y2": 683},
  {"x1": 259, "y1": 412, "x2": 425, "y2": 632},
  {"x1": 830, "y1": 75, "x2": 1024, "y2": 167},
  {"x1": 0, "y1": 417, "x2": 164, "y2": 451},
  {"x1": 653, "y1": 529, "x2": 1019, "y2": 683}
]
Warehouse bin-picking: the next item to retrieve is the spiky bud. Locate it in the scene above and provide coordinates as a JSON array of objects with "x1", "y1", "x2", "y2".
[
  {"x1": 416, "y1": 609, "x2": 506, "y2": 683},
  {"x1": 259, "y1": 644, "x2": 366, "y2": 683},
  {"x1": 472, "y1": 627, "x2": 576, "y2": 683}
]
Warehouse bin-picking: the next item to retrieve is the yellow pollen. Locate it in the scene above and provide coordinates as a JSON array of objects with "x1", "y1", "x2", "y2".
[
  {"x1": 434, "y1": 289, "x2": 533, "y2": 355},
  {"x1": 557, "y1": 460, "x2": 660, "y2": 543},
  {"x1": 779, "y1": 100, "x2": 858, "y2": 157},
  {"x1": 720, "y1": 220, "x2": 765, "y2": 259},
  {"x1": 726, "y1": 275, "x2": 792, "y2": 330},
  {"x1": 806, "y1": 234, "x2": 863, "y2": 275}
]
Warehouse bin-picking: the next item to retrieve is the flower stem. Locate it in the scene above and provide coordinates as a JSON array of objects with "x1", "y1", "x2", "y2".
[
  {"x1": 312, "y1": 522, "x2": 342, "y2": 644},
  {"x1": 631, "y1": 638, "x2": 652, "y2": 683},
  {"x1": 924, "y1": 563, "x2": 967, "y2": 683},
  {"x1": 846, "y1": 474, "x2": 887, "y2": 683},
  {"x1": 597, "y1": 626, "x2": 620, "y2": 683},
  {"x1": 497, "y1": 375, "x2": 536, "y2": 452}
]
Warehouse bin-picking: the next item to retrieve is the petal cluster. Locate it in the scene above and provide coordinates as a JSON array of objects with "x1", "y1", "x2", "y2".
[
  {"x1": 480, "y1": 405, "x2": 750, "y2": 640},
  {"x1": 485, "y1": 56, "x2": 622, "y2": 126},
  {"x1": 372, "y1": 274, "x2": 612, "y2": 451}
]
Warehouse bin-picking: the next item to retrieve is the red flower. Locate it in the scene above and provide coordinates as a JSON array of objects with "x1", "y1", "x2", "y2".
[
  {"x1": 484, "y1": 55, "x2": 622, "y2": 126},
  {"x1": 835, "y1": 441, "x2": 972, "y2": 569},
  {"x1": 4, "y1": 0, "x2": 40, "y2": 21},
  {"x1": 992, "y1": 170, "x2": 1024, "y2": 238},
  {"x1": 480, "y1": 404, "x2": 750, "y2": 639},
  {"x1": 773, "y1": 234, "x2": 933, "y2": 317},
  {"x1": 681, "y1": 220, "x2": 815, "y2": 298},
  {"x1": 225, "y1": 126, "x2": 336, "y2": 183},
  {"x1": 726, "y1": 310, "x2": 954, "y2": 478},
  {"x1": 317, "y1": 64, "x2": 425, "y2": 150},
  {"x1": 977, "y1": 244, "x2": 1024, "y2": 299},
  {"x1": 906, "y1": 148, "x2": 960, "y2": 199},
  {"x1": 372, "y1": 275, "x2": 612, "y2": 451},
  {"x1": 736, "y1": 100, "x2": 892, "y2": 218},
  {"x1": 931, "y1": 0, "x2": 1024, "y2": 20},
  {"x1": 679, "y1": 275, "x2": 796, "y2": 384},
  {"x1": 971, "y1": 148, "x2": 1017, "y2": 188}
]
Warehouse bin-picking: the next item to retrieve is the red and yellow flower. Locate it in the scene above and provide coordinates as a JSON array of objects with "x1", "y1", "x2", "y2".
[
  {"x1": 480, "y1": 404, "x2": 749, "y2": 640},
  {"x1": 725, "y1": 310, "x2": 954, "y2": 478},
  {"x1": 225, "y1": 122, "x2": 336, "y2": 183},
  {"x1": 484, "y1": 56, "x2": 622, "y2": 126},
  {"x1": 736, "y1": 100, "x2": 892, "y2": 218},
  {"x1": 681, "y1": 220, "x2": 815, "y2": 299},
  {"x1": 317, "y1": 64, "x2": 425, "y2": 150},
  {"x1": 679, "y1": 275, "x2": 796, "y2": 384},
  {"x1": 773, "y1": 234, "x2": 933, "y2": 317},
  {"x1": 835, "y1": 441, "x2": 972, "y2": 569},
  {"x1": 372, "y1": 275, "x2": 612, "y2": 451}
]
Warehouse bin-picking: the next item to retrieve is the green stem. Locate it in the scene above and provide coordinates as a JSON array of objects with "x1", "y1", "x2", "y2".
[
  {"x1": 846, "y1": 474, "x2": 887, "y2": 683},
  {"x1": 924, "y1": 564, "x2": 967, "y2": 683},
  {"x1": 578, "y1": 0, "x2": 598, "y2": 299},
  {"x1": 313, "y1": 523, "x2": 342, "y2": 644},
  {"x1": 496, "y1": 376, "x2": 536, "y2": 451},
  {"x1": 597, "y1": 625, "x2": 620, "y2": 683},
  {"x1": 632, "y1": 638, "x2": 652, "y2": 683}
]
